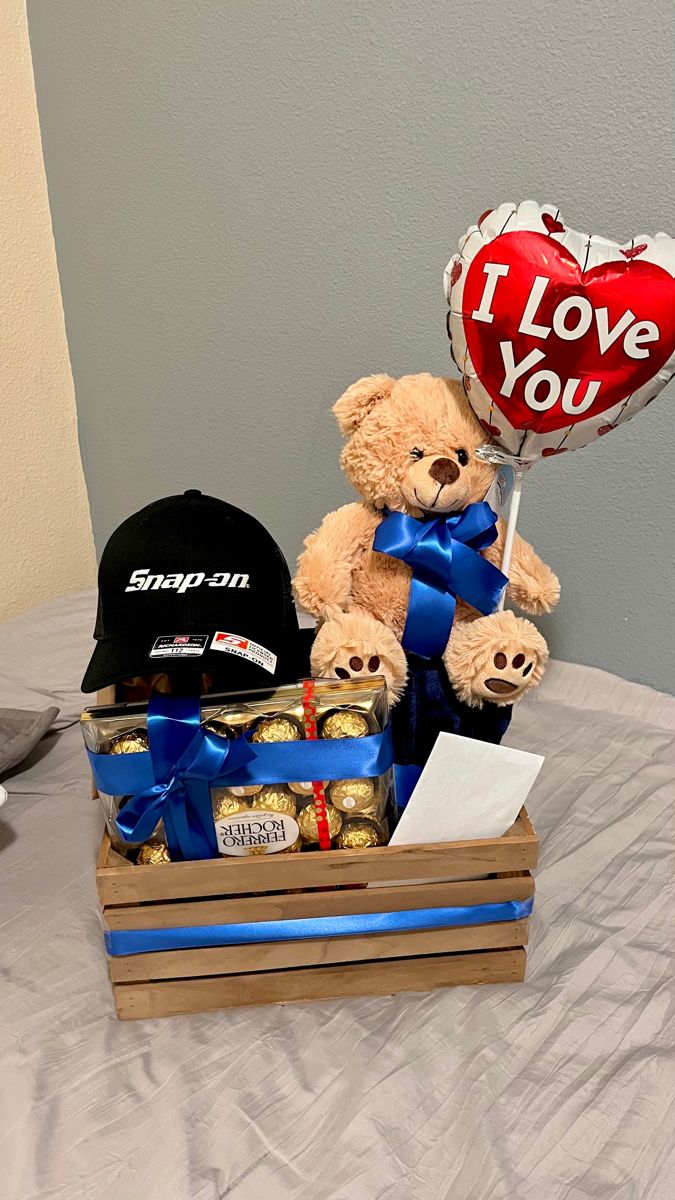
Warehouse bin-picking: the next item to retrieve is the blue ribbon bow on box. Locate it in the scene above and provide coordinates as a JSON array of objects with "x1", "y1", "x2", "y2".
[
  {"x1": 373, "y1": 500, "x2": 508, "y2": 659},
  {"x1": 88, "y1": 693, "x2": 394, "y2": 861}
]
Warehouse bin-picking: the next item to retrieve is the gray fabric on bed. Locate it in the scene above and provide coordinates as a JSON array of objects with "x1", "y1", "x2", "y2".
[
  {"x1": 0, "y1": 704, "x2": 60, "y2": 776},
  {"x1": 0, "y1": 590, "x2": 674, "y2": 1200}
]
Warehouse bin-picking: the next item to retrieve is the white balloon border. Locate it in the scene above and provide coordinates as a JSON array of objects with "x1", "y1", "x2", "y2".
[{"x1": 444, "y1": 200, "x2": 675, "y2": 461}]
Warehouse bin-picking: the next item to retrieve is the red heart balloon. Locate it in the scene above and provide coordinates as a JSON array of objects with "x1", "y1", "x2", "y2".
[
  {"x1": 462, "y1": 231, "x2": 675, "y2": 434},
  {"x1": 480, "y1": 418, "x2": 502, "y2": 436},
  {"x1": 542, "y1": 213, "x2": 565, "y2": 234}
]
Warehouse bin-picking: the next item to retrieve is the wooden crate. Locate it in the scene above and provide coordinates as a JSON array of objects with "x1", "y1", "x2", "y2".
[{"x1": 96, "y1": 809, "x2": 538, "y2": 1019}]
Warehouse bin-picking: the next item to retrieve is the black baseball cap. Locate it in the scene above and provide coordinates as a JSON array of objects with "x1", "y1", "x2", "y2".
[{"x1": 82, "y1": 490, "x2": 309, "y2": 693}]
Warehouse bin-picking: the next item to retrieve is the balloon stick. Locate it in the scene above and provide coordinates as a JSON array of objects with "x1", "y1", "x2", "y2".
[{"x1": 497, "y1": 469, "x2": 525, "y2": 612}]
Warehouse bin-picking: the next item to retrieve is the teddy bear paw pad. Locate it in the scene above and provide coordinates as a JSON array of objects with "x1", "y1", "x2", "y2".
[
  {"x1": 483, "y1": 651, "x2": 534, "y2": 696},
  {"x1": 334, "y1": 654, "x2": 381, "y2": 679}
]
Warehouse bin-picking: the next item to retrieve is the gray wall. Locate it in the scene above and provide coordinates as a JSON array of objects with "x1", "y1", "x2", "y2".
[{"x1": 28, "y1": 0, "x2": 675, "y2": 693}]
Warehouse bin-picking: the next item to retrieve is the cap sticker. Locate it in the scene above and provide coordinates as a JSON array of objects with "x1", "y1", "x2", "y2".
[
  {"x1": 211, "y1": 631, "x2": 277, "y2": 674},
  {"x1": 149, "y1": 634, "x2": 208, "y2": 658}
]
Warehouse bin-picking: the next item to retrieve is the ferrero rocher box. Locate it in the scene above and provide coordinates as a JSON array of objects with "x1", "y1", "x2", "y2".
[
  {"x1": 87, "y1": 679, "x2": 539, "y2": 1020},
  {"x1": 82, "y1": 677, "x2": 394, "y2": 861}
]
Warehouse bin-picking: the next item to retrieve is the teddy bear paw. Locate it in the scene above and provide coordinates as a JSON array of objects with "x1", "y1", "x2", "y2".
[
  {"x1": 444, "y1": 610, "x2": 549, "y2": 708},
  {"x1": 310, "y1": 609, "x2": 408, "y2": 705},
  {"x1": 509, "y1": 566, "x2": 560, "y2": 616}
]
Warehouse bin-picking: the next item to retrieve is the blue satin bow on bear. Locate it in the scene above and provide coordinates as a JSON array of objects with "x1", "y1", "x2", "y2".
[{"x1": 373, "y1": 501, "x2": 508, "y2": 659}]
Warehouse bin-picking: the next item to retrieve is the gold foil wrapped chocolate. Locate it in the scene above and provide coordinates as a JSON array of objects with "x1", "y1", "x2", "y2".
[
  {"x1": 110, "y1": 729, "x2": 148, "y2": 754},
  {"x1": 136, "y1": 839, "x2": 171, "y2": 864},
  {"x1": 287, "y1": 780, "x2": 316, "y2": 797},
  {"x1": 329, "y1": 777, "x2": 378, "y2": 814},
  {"x1": 224, "y1": 783, "x2": 263, "y2": 798},
  {"x1": 335, "y1": 818, "x2": 384, "y2": 849},
  {"x1": 251, "y1": 786, "x2": 297, "y2": 817},
  {"x1": 297, "y1": 801, "x2": 342, "y2": 842},
  {"x1": 320, "y1": 709, "x2": 370, "y2": 740},
  {"x1": 251, "y1": 715, "x2": 302, "y2": 743},
  {"x1": 202, "y1": 719, "x2": 231, "y2": 738},
  {"x1": 212, "y1": 791, "x2": 249, "y2": 820},
  {"x1": 225, "y1": 708, "x2": 256, "y2": 731},
  {"x1": 206, "y1": 709, "x2": 256, "y2": 739}
]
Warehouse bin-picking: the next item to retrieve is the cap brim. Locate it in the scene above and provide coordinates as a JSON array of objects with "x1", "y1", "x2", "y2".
[{"x1": 81, "y1": 628, "x2": 312, "y2": 695}]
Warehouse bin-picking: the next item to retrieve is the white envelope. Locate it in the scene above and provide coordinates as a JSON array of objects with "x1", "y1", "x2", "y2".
[{"x1": 390, "y1": 732, "x2": 544, "y2": 846}]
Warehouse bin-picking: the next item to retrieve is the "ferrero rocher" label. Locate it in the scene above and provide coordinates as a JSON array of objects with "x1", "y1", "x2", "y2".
[{"x1": 214, "y1": 809, "x2": 300, "y2": 856}]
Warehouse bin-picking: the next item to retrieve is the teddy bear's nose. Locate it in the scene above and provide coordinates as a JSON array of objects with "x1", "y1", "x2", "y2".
[{"x1": 428, "y1": 457, "x2": 460, "y2": 487}]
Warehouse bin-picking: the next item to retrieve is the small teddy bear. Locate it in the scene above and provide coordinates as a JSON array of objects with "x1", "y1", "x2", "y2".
[{"x1": 293, "y1": 373, "x2": 558, "y2": 741}]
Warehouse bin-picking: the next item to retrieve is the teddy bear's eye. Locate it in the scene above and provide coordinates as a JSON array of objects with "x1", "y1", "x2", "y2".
[
  {"x1": 409, "y1": 447, "x2": 424, "y2": 460},
  {"x1": 457, "y1": 448, "x2": 469, "y2": 466}
]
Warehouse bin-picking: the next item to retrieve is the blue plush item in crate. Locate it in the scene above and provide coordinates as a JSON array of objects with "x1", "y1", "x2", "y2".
[{"x1": 82, "y1": 678, "x2": 395, "y2": 861}]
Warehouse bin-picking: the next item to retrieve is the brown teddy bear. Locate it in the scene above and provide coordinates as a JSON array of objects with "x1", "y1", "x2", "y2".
[{"x1": 293, "y1": 373, "x2": 559, "y2": 721}]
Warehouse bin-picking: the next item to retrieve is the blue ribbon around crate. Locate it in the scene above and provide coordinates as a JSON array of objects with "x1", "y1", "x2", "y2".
[
  {"x1": 373, "y1": 501, "x2": 508, "y2": 659},
  {"x1": 88, "y1": 693, "x2": 395, "y2": 861},
  {"x1": 105, "y1": 897, "x2": 534, "y2": 956}
]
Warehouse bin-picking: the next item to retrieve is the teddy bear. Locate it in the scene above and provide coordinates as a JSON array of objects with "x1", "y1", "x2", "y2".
[{"x1": 293, "y1": 373, "x2": 559, "y2": 754}]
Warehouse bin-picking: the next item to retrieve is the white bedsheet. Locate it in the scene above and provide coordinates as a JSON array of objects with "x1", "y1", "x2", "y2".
[{"x1": 1, "y1": 591, "x2": 674, "y2": 1200}]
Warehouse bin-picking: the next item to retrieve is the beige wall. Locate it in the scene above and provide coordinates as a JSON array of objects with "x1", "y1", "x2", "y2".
[{"x1": 0, "y1": 1, "x2": 95, "y2": 620}]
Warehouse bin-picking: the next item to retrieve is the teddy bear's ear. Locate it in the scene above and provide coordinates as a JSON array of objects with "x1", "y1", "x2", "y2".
[{"x1": 333, "y1": 374, "x2": 395, "y2": 435}]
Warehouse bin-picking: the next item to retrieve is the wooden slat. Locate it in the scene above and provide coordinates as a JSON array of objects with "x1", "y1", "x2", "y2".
[
  {"x1": 97, "y1": 832, "x2": 135, "y2": 871},
  {"x1": 96, "y1": 833, "x2": 112, "y2": 870},
  {"x1": 113, "y1": 947, "x2": 527, "y2": 1018},
  {"x1": 517, "y1": 809, "x2": 537, "y2": 839},
  {"x1": 109, "y1": 919, "x2": 529, "y2": 982},
  {"x1": 102, "y1": 871, "x2": 534, "y2": 930},
  {"x1": 96, "y1": 809, "x2": 538, "y2": 905}
]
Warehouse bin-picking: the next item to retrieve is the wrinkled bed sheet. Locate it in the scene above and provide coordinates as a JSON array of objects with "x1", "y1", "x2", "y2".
[{"x1": 1, "y1": 591, "x2": 674, "y2": 1200}]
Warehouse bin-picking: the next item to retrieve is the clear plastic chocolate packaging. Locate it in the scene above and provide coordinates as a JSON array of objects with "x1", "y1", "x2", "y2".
[{"x1": 81, "y1": 677, "x2": 396, "y2": 862}]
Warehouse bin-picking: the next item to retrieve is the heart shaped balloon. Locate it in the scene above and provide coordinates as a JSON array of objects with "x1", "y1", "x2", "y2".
[{"x1": 444, "y1": 202, "x2": 675, "y2": 460}]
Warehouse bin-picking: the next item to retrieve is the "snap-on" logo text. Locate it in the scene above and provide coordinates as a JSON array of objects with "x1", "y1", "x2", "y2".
[{"x1": 125, "y1": 569, "x2": 250, "y2": 594}]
